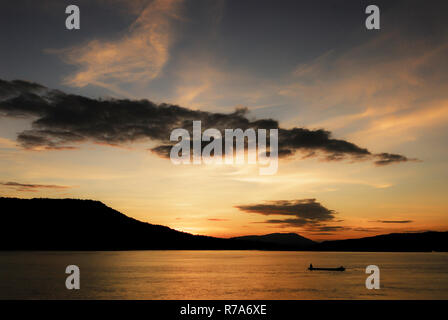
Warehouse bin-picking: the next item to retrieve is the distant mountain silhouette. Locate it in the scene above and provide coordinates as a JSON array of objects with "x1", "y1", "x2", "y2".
[
  {"x1": 314, "y1": 231, "x2": 448, "y2": 252},
  {"x1": 231, "y1": 233, "x2": 315, "y2": 249},
  {"x1": 1, "y1": 197, "x2": 446, "y2": 251},
  {"x1": 0, "y1": 197, "x2": 296, "y2": 250}
]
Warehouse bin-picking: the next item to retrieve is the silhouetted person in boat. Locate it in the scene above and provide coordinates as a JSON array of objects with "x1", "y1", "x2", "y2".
[{"x1": 309, "y1": 263, "x2": 313, "y2": 269}]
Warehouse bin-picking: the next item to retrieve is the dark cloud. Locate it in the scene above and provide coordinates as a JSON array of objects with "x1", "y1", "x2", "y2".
[
  {"x1": 237, "y1": 198, "x2": 402, "y2": 234},
  {"x1": 278, "y1": 128, "x2": 370, "y2": 160},
  {"x1": 0, "y1": 79, "x2": 415, "y2": 165},
  {"x1": 0, "y1": 80, "x2": 46, "y2": 100},
  {"x1": 351, "y1": 227, "x2": 383, "y2": 232},
  {"x1": 307, "y1": 225, "x2": 347, "y2": 232},
  {"x1": 307, "y1": 226, "x2": 385, "y2": 236},
  {"x1": 374, "y1": 153, "x2": 418, "y2": 166},
  {"x1": 236, "y1": 198, "x2": 337, "y2": 228},
  {"x1": 373, "y1": 220, "x2": 413, "y2": 224},
  {"x1": 0, "y1": 181, "x2": 72, "y2": 192},
  {"x1": 207, "y1": 218, "x2": 229, "y2": 222}
]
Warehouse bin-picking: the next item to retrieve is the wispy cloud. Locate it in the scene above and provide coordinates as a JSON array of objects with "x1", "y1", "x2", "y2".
[
  {"x1": 0, "y1": 181, "x2": 72, "y2": 192},
  {"x1": 52, "y1": 0, "x2": 184, "y2": 95},
  {"x1": 373, "y1": 220, "x2": 413, "y2": 224},
  {"x1": 284, "y1": 31, "x2": 448, "y2": 149}
]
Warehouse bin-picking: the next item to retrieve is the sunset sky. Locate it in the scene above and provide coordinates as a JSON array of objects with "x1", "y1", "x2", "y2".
[{"x1": 1, "y1": 0, "x2": 447, "y2": 241}]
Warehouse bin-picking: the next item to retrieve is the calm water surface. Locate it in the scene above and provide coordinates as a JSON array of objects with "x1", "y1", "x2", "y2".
[{"x1": 1, "y1": 251, "x2": 447, "y2": 299}]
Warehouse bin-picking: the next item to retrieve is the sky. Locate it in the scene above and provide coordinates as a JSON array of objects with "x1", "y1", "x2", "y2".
[{"x1": 1, "y1": 0, "x2": 448, "y2": 241}]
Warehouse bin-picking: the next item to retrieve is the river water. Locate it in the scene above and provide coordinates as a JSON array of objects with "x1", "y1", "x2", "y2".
[{"x1": 0, "y1": 251, "x2": 447, "y2": 299}]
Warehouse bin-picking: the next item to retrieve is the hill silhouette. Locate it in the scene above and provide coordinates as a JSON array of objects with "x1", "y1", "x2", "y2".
[
  {"x1": 314, "y1": 231, "x2": 448, "y2": 252},
  {"x1": 0, "y1": 197, "x2": 299, "y2": 250},
  {"x1": 231, "y1": 233, "x2": 315, "y2": 249}
]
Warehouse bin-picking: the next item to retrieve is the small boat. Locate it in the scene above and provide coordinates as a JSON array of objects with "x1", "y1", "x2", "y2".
[{"x1": 308, "y1": 265, "x2": 345, "y2": 272}]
